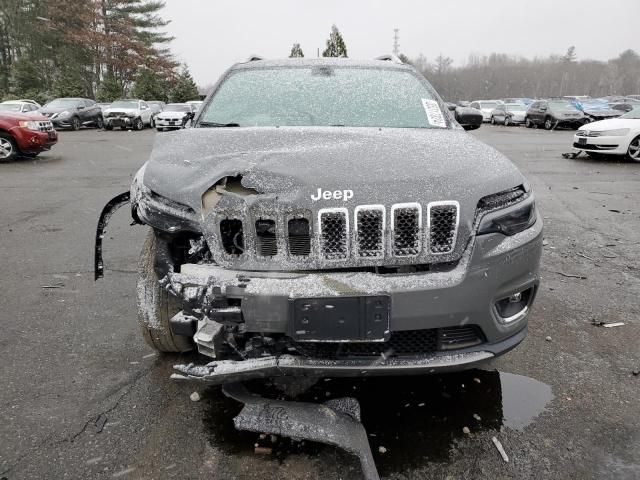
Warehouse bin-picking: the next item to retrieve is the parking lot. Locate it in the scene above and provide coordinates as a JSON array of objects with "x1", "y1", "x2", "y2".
[{"x1": 1, "y1": 125, "x2": 639, "y2": 479}]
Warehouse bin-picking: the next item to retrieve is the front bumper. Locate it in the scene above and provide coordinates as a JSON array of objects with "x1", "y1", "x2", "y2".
[
  {"x1": 166, "y1": 212, "x2": 542, "y2": 380},
  {"x1": 11, "y1": 127, "x2": 57, "y2": 153},
  {"x1": 105, "y1": 116, "x2": 134, "y2": 128},
  {"x1": 155, "y1": 118, "x2": 187, "y2": 129},
  {"x1": 573, "y1": 134, "x2": 628, "y2": 155}
]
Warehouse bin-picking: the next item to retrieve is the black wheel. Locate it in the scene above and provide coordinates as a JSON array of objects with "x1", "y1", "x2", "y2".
[
  {"x1": 490, "y1": 116, "x2": 496, "y2": 125},
  {"x1": 150, "y1": 117, "x2": 155, "y2": 128},
  {"x1": 133, "y1": 117, "x2": 144, "y2": 131},
  {"x1": 96, "y1": 116, "x2": 104, "y2": 129},
  {"x1": 105, "y1": 124, "x2": 113, "y2": 131},
  {"x1": 504, "y1": 116, "x2": 511, "y2": 126},
  {"x1": 71, "y1": 116, "x2": 80, "y2": 131},
  {"x1": 157, "y1": 127, "x2": 165, "y2": 132},
  {"x1": 137, "y1": 230, "x2": 193, "y2": 353},
  {"x1": 0, "y1": 133, "x2": 18, "y2": 161},
  {"x1": 544, "y1": 117, "x2": 554, "y2": 130},
  {"x1": 525, "y1": 117, "x2": 532, "y2": 128},
  {"x1": 627, "y1": 135, "x2": 640, "y2": 162}
]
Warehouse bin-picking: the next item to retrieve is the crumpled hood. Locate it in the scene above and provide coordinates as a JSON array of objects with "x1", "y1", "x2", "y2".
[
  {"x1": 104, "y1": 107, "x2": 137, "y2": 115},
  {"x1": 142, "y1": 126, "x2": 524, "y2": 216}
]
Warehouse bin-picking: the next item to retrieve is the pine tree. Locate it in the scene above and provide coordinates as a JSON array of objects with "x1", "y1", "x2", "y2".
[
  {"x1": 170, "y1": 65, "x2": 199, "y2": 102},
  {"x1": 563, "y1": 46, "x2": 577, "y2": 63},
  {"x1": 289, "y1": 43, "x2": 304, "y2": 58},
  {"x1": 322, "y1": 25, "x2": 348, "y2": 58},
  {"x1": 96, "y1": 74, "x2": 124, "y2": 102},
  {"x1": 132, "y1": 66, "x2": 168, "y2": 100}
]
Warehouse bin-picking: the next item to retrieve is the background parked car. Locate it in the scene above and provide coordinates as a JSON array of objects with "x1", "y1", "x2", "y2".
[
  {"x1": 609, "y1": 98, "x2": 640, "y2": 114},
  {"x1": 0, "y1": 111, "x2": 57, "y2": 161},
  {"x1": 490, "y1": 103, "x2": 527, "y2": 125},
  {"x1": 525, "y1": 99, "x2": 585, "y2": 130},
  {"x1": 469, "y1": 100, "x2": 501, "y2": 122},
  {"x1": 103, "y1": 99, "x2": 152, "y2": 130},
  {"x1": 39, "y1": 98, "x2": 103, "y2": 130},
  {"x1": 154, "y1": 103, "x2": 195, "y2": 131},
  {"x1": 147, "y1": 101, "x2": 165, "y2": 127},
  {"x1": 0, "y1": 100, "x2": 41, "y2": 114},
  {"x1": 502, "y1": 97, "x2": 533, "y2": 106},
  {"x1": 573, "y1": 107, "x2": 640, "y2": 161},
  {"x1": 445, "y1": 103, "x2": 483, "y2": 130},
  {"x1": 574, "y1": 98, "x2": 622, "y2": 122},
  {"x1": 185, "y1": 100, "x2": 203, "y2": 112},
  {"x1": 96, "y1": 102, "x2": 111, "y2": 112}
]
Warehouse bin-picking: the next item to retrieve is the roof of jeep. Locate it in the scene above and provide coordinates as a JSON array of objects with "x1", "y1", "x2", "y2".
[{"x1": 231, "y1": 57, "x2": 414, "y2": 71}]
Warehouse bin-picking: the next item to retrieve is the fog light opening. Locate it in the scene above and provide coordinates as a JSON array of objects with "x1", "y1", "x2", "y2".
[{"x1": 496, "y1": 288, "x2": 533, "y2": 323}]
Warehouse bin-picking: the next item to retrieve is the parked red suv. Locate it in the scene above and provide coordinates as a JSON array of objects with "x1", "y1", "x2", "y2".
[{"x1": 0, "y1": 112, "x2": 57, "y2": 161}]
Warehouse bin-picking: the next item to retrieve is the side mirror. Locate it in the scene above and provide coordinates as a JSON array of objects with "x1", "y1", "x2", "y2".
[
  {"x1": 540, "y1": 106, "x2": 547, "y2": 111},
  {"x1": 455, "y1": 107, "x2": 483, "y2": 131},
  {"x1": 446, "y1": 103, "x2": 457, "y2": 111}
]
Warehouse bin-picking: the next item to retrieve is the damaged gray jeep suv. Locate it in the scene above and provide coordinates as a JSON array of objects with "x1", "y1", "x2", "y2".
[{"x1": 98, "y1": 57, "x2": 542, "y2": 384}]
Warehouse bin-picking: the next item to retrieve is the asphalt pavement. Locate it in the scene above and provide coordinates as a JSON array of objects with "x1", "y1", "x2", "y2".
[{"x1": 0, "y1": 125, "x2": 638, "y2": 480}]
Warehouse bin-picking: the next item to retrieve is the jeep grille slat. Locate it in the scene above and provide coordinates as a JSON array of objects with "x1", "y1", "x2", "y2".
[
  {"x1": 392, "y1": 204, "x2": 421, "y2": 256},
  {"x1": 319, "y1": 209, "x2": 349, "y2": 259},
  {"x1": 220, "y1": 219, "x2": 244, "y2": 255},
  {"x1": 428, "y1": 203, "x2": 458, "y2": 254},
  {"x1": 255, "y1": 219, "x2": 277, "y2": 256},
  {"x1": 288, "y1": 218, "x2": 311, "y2": 256},
  {"x1": 355, "y1": 206, "x2": 385, "y2": 258}
]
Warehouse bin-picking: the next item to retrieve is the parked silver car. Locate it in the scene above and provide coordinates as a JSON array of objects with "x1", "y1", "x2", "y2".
[
  {"x1": 103, "y1": 99, "x2": 153, "y2": 130},
  {"x1": 490, "y1": 103, "x2": 527, "y2": 125}
]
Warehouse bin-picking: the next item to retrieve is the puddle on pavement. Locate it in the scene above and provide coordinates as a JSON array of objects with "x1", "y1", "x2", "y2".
[{"x1": 202, "y1": 369, "x2": 552, "y2": 474}]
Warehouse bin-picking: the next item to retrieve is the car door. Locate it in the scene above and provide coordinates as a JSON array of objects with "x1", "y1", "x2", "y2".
[
  {"x1": 84, "y1": 99, "x2": 99, "y2": 122},
  {"x1": 494, "y1": 105, "x2": 504, "y2": 122},
  {"x1": 528, "y1": 102, "x2": 539, "y2": 124}
]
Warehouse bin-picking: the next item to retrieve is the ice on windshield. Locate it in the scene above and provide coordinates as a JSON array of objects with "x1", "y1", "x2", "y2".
[{"x1": 199, "y1": 67, "x2": 446, "y2": 128}]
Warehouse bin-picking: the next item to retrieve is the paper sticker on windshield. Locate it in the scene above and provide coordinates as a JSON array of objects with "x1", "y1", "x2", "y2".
[{"x1": 421, "y1": 99, "x2": 446, "y2": 127}]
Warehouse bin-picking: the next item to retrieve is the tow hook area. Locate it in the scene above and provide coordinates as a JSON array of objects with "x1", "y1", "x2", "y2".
[{"x1": 222, "y1": 382, "x2": 380, "y2": 480}]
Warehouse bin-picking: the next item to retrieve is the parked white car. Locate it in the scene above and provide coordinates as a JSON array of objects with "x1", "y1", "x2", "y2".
[
  {"x1": 490, "y1": 103, "x2": 527, "y2": 125},
  {"x1": 154, "y1": 103, "x2": 195, "y2": 131},
  {"x1": 573, "y1": 108, "x2": 640, "y2": 161},
  {"x1": 103, "y1": 99, "x2": 152, "y2": 130},
  {"x1": 470, "y1": 100, "x2": 501, "y2": 122},
  {"x1": 0, "y1": 100, "x2": 41, "y2": 114}
]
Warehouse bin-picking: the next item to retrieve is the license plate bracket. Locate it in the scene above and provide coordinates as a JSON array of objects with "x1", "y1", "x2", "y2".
[
  {"x1": 291, "y1": 296, "x2": 390, "y2": 342},
  {"x1": 578, "y1": 137, "x2": 587, "y2": 145}
]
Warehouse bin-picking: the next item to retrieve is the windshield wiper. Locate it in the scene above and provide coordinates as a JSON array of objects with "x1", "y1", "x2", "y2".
[{"x1": 198, "y1": 121, "x2": 241, "y2": 128}]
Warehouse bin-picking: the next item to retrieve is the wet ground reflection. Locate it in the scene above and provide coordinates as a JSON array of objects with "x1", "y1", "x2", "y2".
[{"x1": 203, "y1": 369, "x2": 552, "y2": 474}]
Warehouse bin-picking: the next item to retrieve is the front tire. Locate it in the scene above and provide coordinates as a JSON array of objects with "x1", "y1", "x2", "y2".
[
  {"x1": 105, "y1": 124, "x2": 113, "y2": 131},
  {"x1": 627, "y1": 135, "x2": 640, "y2": 162},
  {"x1": 525, "y1": 117, "x2": 532, "y2": 128},
  {"x1": 137, "y1": 230, "x2": 193, "y2": 353},
  {"x1": 504, "y1": 116, "x2": 511, "y2": 126},
  {"x1": 0, "y1": 133, "x2": 18, "y2": 161},
  {"x1": 490, "y1": 116, "x2": 496, "y2": 125},
  {"x1": 133, "y1": 117, "x2": 144, "y2": 131},
  {"x1": 71, "y1": 116, "x2": 80, "y2": 131},
  {"x1": 544, "y1": 117, "x2": 554, "y2": 130},
  {"x1": 96, "y1": 116, "x2": 104, "y2": 129}
]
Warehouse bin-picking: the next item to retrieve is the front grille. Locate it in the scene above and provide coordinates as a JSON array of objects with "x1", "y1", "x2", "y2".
[
  {"x1": 36, "y1": 121, "x2": 54, "y2": 132},
  {"x1": 292, "y1": 326, "x2": 483, "y2": 359},
  {"x1": 392, "y1": 204, "x2": 421, "y2": 256},
  {"x1": 429, "y1": 203, "x2": 458, "y2": 254},
  {"x1": 319, "y1": 209, "x2": 348, "y2": 260},
  {"x1": 220, "y1": 219, "x2": 244, "y2": 255},
  {"x1": 288, "y1": 218, "x2": 311, "y2": 256},
  {"x1": 355, "y1": 206, "x2": 384, "y2": 258},
  {"x1": 255, "y1": 219, "x2": 277, "y2": 256}
]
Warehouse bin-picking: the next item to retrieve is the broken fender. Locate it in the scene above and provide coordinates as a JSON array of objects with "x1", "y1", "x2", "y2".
[{"x1": 94, "y1": 191, "x2": 131, "y2": 280}]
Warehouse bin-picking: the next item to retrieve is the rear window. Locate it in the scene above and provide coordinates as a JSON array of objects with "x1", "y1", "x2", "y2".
[{"x1": 199, "y1": 66, "x2": 447, "y2": 128}]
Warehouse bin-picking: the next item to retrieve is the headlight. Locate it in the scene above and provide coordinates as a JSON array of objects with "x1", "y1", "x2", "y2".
[
  {"x1": 598, "y1": 128, "x2": 630, "y2": 137},
  {"x1": 131, "y1": 164, "x2": 199, "y2": 232},
  {"x1": 478, "y1": 196, "x2": 536, "y2": 236},
  {"x1": 18, "y1": 121, "x2": 40, "y2": 131},
  {"x1": 127, "y1": 112, "x2": 136, "y2": 117},
  {"x1": 58, "y1": 110, "x2": 70, "y2": 118}
]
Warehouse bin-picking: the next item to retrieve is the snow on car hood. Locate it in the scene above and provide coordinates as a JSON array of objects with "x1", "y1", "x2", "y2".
[
  {"x1": 141, "y1": 127, "x2": 524, "y2": 237},
  {"x1": 104, "y1": 107, "x2": 138, "y2": 115}
]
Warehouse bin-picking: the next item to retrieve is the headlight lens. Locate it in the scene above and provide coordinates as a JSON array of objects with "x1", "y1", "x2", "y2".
[
  {"x1": 18, "y1": 121, "x2": 39, "y2": 131},
  {"x1": 58, "y1": 110, "x2": 70, "y2": 118},
  {"x1": 598, "y1": 128, "x2": 630, "y2": 137},
  {"x1": 478, "y1": 197, "x2": 536, "y2": 236}
]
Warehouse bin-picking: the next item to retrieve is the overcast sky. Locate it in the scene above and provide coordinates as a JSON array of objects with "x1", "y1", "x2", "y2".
[{"x1": 161, "y1": 0, "x2": 639, "y2": 86}]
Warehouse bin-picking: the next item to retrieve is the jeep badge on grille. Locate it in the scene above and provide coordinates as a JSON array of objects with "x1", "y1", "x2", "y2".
[{"x1": 311, "y1": 188, "x2": 354, "y2": 201}]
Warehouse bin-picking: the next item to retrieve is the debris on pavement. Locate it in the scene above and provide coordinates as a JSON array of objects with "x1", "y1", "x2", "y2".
[
  {"x1": 554, "y1": 271, "x2": 587, "y2": 279},
  {"x1": 462, "y1": 426, "x2": 471, "y2": 435},
  {"x1": 94, "y1": 414, "x2": 107, "y2": 434},
  {"x1": 592, "y1": 320, "x2": 625, "y2": 328},
  {"x1": 41, "y1": 282, "x2": 64, "y2": 289},
  {"x1": 545, "y1": 336, "x2": 552, "y2": 342},
  {"x1": 254, "y1": 446, "x2": 273, "y2": 455},
  {"x1": 492, "y1": 436, "x2": 510, "y2": 463},
  {"x1": 632, "y1": 370, "x2": 639, "y2": 377},
  {"x1": 473, "y1": 414, "x2": 482, "y2": 421},
  {"x1": 378, "y1": 446, "x2": 387, "y2": 454},
  {"x1": 190, "y1": 391, "x2": 201, "y2": 402}
]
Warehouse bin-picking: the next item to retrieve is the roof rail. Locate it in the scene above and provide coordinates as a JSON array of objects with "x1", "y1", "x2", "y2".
[
  {"x1": 246, "y1": 55, "x2": 264, "y2": 62},
  {"x1": 375, "y1": 54, "x2": 403, "y2": 64}
]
